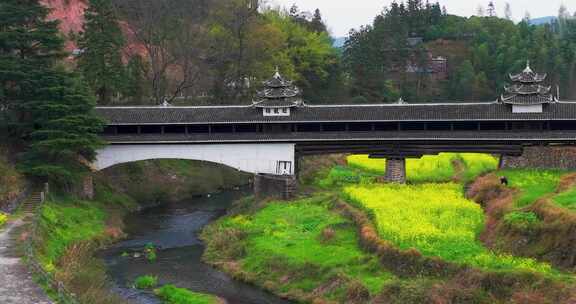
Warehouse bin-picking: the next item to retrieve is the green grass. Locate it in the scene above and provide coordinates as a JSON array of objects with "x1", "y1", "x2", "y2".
[
  {"x1": 154, "y1": 285, "x2": 218, "y2": 304},
  {"x1": 318, "y1": 166, "x2": 377, "y2": 187},
  {"x1": 498, "y1": 169, "x2": 565, "y2": 207},
  {"x1": 134, "y1": 275, "x2": 158, "y2": 289},
  {"x1": 503, "y1": 211, "x2": 541, "y2": 230},
  {"x1": 347, "y1": 153, "x2": 498, "y2": 183},
  {"x1": 204, "y1": 195, "x2": 394, "y2": 297},
  {"x1": 343, "y1": 183, "x2": 554, "y2": 274},
  {"x1": 553, "y1": 188, "x2": 576, "y2": 211},
  {"x1": 37, "y1": 197, "x2": 107, "y2": 272}
]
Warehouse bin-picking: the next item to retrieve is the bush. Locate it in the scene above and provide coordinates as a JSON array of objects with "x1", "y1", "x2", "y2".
[
  {"x1": 0, "y1": 212, "x2": 7, "y2": 227},
  {"x1": 504, "y1": 212, "x2": 541, "y2": 230},
  {"x1": 154, "y1": 285, "x2": 218, "y2": 304},
  {"x1": 134, "y1": 275, "x2": 158, "y2": 289}
]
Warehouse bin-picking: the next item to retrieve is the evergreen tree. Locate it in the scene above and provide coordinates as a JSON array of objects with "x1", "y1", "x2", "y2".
[
  {"x1": 20, "y1": 68, "x2": 104, "y2": 186},
  {"x1": 310, "y1": 9, "x2": 327, "y2": 33},
  {"x1": 0, "y1": 0, "x2": 104, "y2": 186},
  {"x1": 78, "y1": 0, "x2": 126, "y2": 104},
  {"x1": 0, "y1": 0, "x2": 64, "y2": 134},
  {"x1": 124, "y1": 55, "x2": 150, "y2": 104}
]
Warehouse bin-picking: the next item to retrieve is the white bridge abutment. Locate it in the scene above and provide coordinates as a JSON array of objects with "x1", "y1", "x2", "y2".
[{"x1": 93, "y1": 143, "x2": 298, "y2": 199}]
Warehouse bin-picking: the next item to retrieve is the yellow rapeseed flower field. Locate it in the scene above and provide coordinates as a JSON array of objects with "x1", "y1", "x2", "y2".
[
  {"x1": 343, "y1": 183, "x2": 554, "y2": 273},
  {"x1": 347, "y1": 153, "x2": 498, "y2": 183},
  {"x1": 0, "y1": 212, "x2": 7, "y2": 227}
]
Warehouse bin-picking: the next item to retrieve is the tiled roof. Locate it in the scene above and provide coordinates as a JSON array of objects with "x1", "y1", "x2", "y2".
[
  {"x1": 501, "y1": 94, "x2": 554, "y2": 105},
  {"x1": 100, "y1": 130, "x2": 576, "y2": 144},
  {"x1": 95, "y1": 102, "x2": 576, "y2": 125}
]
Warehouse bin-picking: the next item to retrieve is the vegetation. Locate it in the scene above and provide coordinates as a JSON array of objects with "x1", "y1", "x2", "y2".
[
  {"x1": 503, "y1": 211, "x2": 541, "y2": 230},
  {"x1": 0, "y1": 0, "x2": 104, "y2": 186},
  {"x1": 343, "y1": 183, "x2": 553, "y2": 273},
  {"x1": 0, "y1": 212, "x2": 7, "y2": 227},
  {"x1": 553, "y1": 188, "x2": 576, "y2": 211},
  {"x1": 344, "y1": 0, "x2": 576, "y2": 103},
  {"x1": 499, "y1": 169, "x2": 564, "y2": 207},
  {"x1": 203, "y1": 195, "x2": 394, "y2": 301},
  {"x1": 0, "y1": 149, "x2": 25, "y2": 209},
  {"x1": 154, "y1": 285, "x2": 219, "y2": 304},
  {"x1": 134, "y1": 275, "x2": 158, "y2": 290},
  {"x1": 78, "y1": 0, "x2": 127, "y2": 104},
  {"x1": 347, "y1": 153, "x2": 498, "y2": 183},
  {"x1": 35, "y1": 183, "x2": 136, "y2": 303}
]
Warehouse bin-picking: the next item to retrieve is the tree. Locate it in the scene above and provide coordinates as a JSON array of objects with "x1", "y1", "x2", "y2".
[
  {"x1": 477, "y1": 5, "x2": 485, "y2": 17},
  {"x1": 0, "y1": 0, "x2": 64, "y2": 135},
  {"x1": 120, "y1": 0, "x2": 209, "y2": 104},
  {"x1": 310, "y1": 9, "x2": 328, "y2": 33},
  {"x1": 19, "y1": 68, "x2": 104, "y2": 187},
  {"x1": 0, "y1": 0, "x2": 104, "y2": 186},
  {"x1": 487, "y1": 1, "x2": 496, "y2": 17},
  {"x1": 124, "y1": 55, "x2": 150, "y2": 104},
  {"x1": 77, "y1": 0, "x2": 126, "y2": 104},
  {"x1": 504, "y1": 3, "x2": 512, "y2": 20}
]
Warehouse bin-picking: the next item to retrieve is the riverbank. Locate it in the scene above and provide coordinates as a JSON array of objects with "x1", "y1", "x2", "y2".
[
  {"x1": 202, "y1": 154, "x2": 576, "y2": 303},
  {"x1": 31, "y1": 160, "x2": 251, "y2": 304}
]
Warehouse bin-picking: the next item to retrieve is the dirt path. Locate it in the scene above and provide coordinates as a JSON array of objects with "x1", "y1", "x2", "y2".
[{"x1": 0, "y1": 219, "x2": 52, "y2": 304}]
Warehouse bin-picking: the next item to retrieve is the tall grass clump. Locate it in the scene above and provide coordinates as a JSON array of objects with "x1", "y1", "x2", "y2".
[
  {"x1": 343, "y1": 183, "x2": 554, "y2": 274},
  {"x1": 154, "y1": 285, "x2": 218, "y2": 304},
  {"x1": 134, "y1": 275, "x2": 158, "y2": 289},
  {"x1": 318, "y1": 166, "x2": 377, "y2": 187},
  {"x1": 499, "y1": 169, "x2": 564, "y2": 207}
]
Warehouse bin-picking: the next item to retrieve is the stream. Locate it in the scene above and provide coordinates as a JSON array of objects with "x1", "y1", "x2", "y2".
[{"x1": 101, "y1": 189, "x2": 291, "y2": 304}]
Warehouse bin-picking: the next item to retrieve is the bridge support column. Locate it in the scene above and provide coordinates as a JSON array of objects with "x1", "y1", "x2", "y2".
[
  {"x1": 385, "y1": 158, "x2": 406, "y2": 183},
  {"x1": 254, "y1": 174, "x2": 297, "y2": 200}
]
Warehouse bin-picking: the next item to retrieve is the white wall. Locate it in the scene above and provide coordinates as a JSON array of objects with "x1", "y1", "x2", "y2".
[{"x1": 94, "y1": 143, "x2": 296, "y2": 175}]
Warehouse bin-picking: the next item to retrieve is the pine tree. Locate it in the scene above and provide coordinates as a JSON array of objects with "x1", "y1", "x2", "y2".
[
  {"x1": 78, "y1": 0, "x2": 126, "y2": 104},
  {"x1": 0, "y1": 0, "x2": 104, "y2": 186},
  {"x1": 0, "y1": 0, "x2": 64, "y2": 134},
  {"x1": 20, "y1": 68, "x2": 104, "y2": 186},
  {"x1": 310, "y1": 9, "x2": 327, "y2": 33}
]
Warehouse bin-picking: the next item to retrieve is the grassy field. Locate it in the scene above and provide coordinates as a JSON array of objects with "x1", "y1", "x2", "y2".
[
  {"x1": 343, "y1": 183, "x2": 554, "y2": 274},
  {"x1": 202, "y1": 195, "x2": 394, "y2": 300},
  {"x1": 347, "y1": 153, "x2": 498, "y2": 183},
  {"x1": 553, "y1": 188, "x2": 576, "y2": 211},
  {"x1": 498, "y1": 169, "x2": 565, "y2": 207}
]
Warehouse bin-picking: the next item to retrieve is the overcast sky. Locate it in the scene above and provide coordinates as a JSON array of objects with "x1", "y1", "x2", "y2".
[{"x1": 268, "y1": 0, "x2": 576, "y2": 36}]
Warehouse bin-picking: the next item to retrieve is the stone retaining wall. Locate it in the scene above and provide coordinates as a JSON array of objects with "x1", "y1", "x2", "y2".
[{"x1": 500, "y1": 146, "x2": 576, "y2": 170}]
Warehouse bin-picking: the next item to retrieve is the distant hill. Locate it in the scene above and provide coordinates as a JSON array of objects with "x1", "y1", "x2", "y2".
[
  {"x1": 529, "y1": 16, "x2": 557, "y2": 25},
  {"x1": 333, "y1": 37, "x2": 346, "y2": 48}
]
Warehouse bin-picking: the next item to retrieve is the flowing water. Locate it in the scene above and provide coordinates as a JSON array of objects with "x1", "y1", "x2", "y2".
[{"x1": 102, "y1": 190, "x2": 291, "y2": 304}]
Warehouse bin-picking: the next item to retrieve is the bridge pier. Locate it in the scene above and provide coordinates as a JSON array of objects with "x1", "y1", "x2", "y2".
[
  {"x1": 384, "y1": 158, "x2": 406, "y2": 183},
  {"x1": 254, "y1": 174, "x2": 297, "y2": 200}
]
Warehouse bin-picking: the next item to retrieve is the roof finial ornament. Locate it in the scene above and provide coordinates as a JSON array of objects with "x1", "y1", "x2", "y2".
[
  {"x1": 274, "y1": 66, "x2": 281, "y2": 79},
  {"x1": 524, "y1": 60, "x2": 533, "y2": 73},
  {"x1": 397, "y1": 97, "x2": 405, "y2": 104}
]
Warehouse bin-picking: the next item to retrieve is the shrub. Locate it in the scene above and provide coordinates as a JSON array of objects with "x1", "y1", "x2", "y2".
[
  {"x1": 154, "y1": 285, "x2": 218, "y2": 304},
  {"x1": 145, "y1": 243, "x2": 158, "y2": 262},
  {"x1": 504, "y1": 212, "x2": 541, "y2": 230},
  {"x1": 0, "y1": 212, "x2": 7, "y2": 227},
  {"x1": 134, "y1": 275, "x2": 158, "y2": 289}
]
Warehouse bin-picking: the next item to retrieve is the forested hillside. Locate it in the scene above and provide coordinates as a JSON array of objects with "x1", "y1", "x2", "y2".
[{"x1": 39, "y1": 0, "x2": 576, "y2": 105}]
